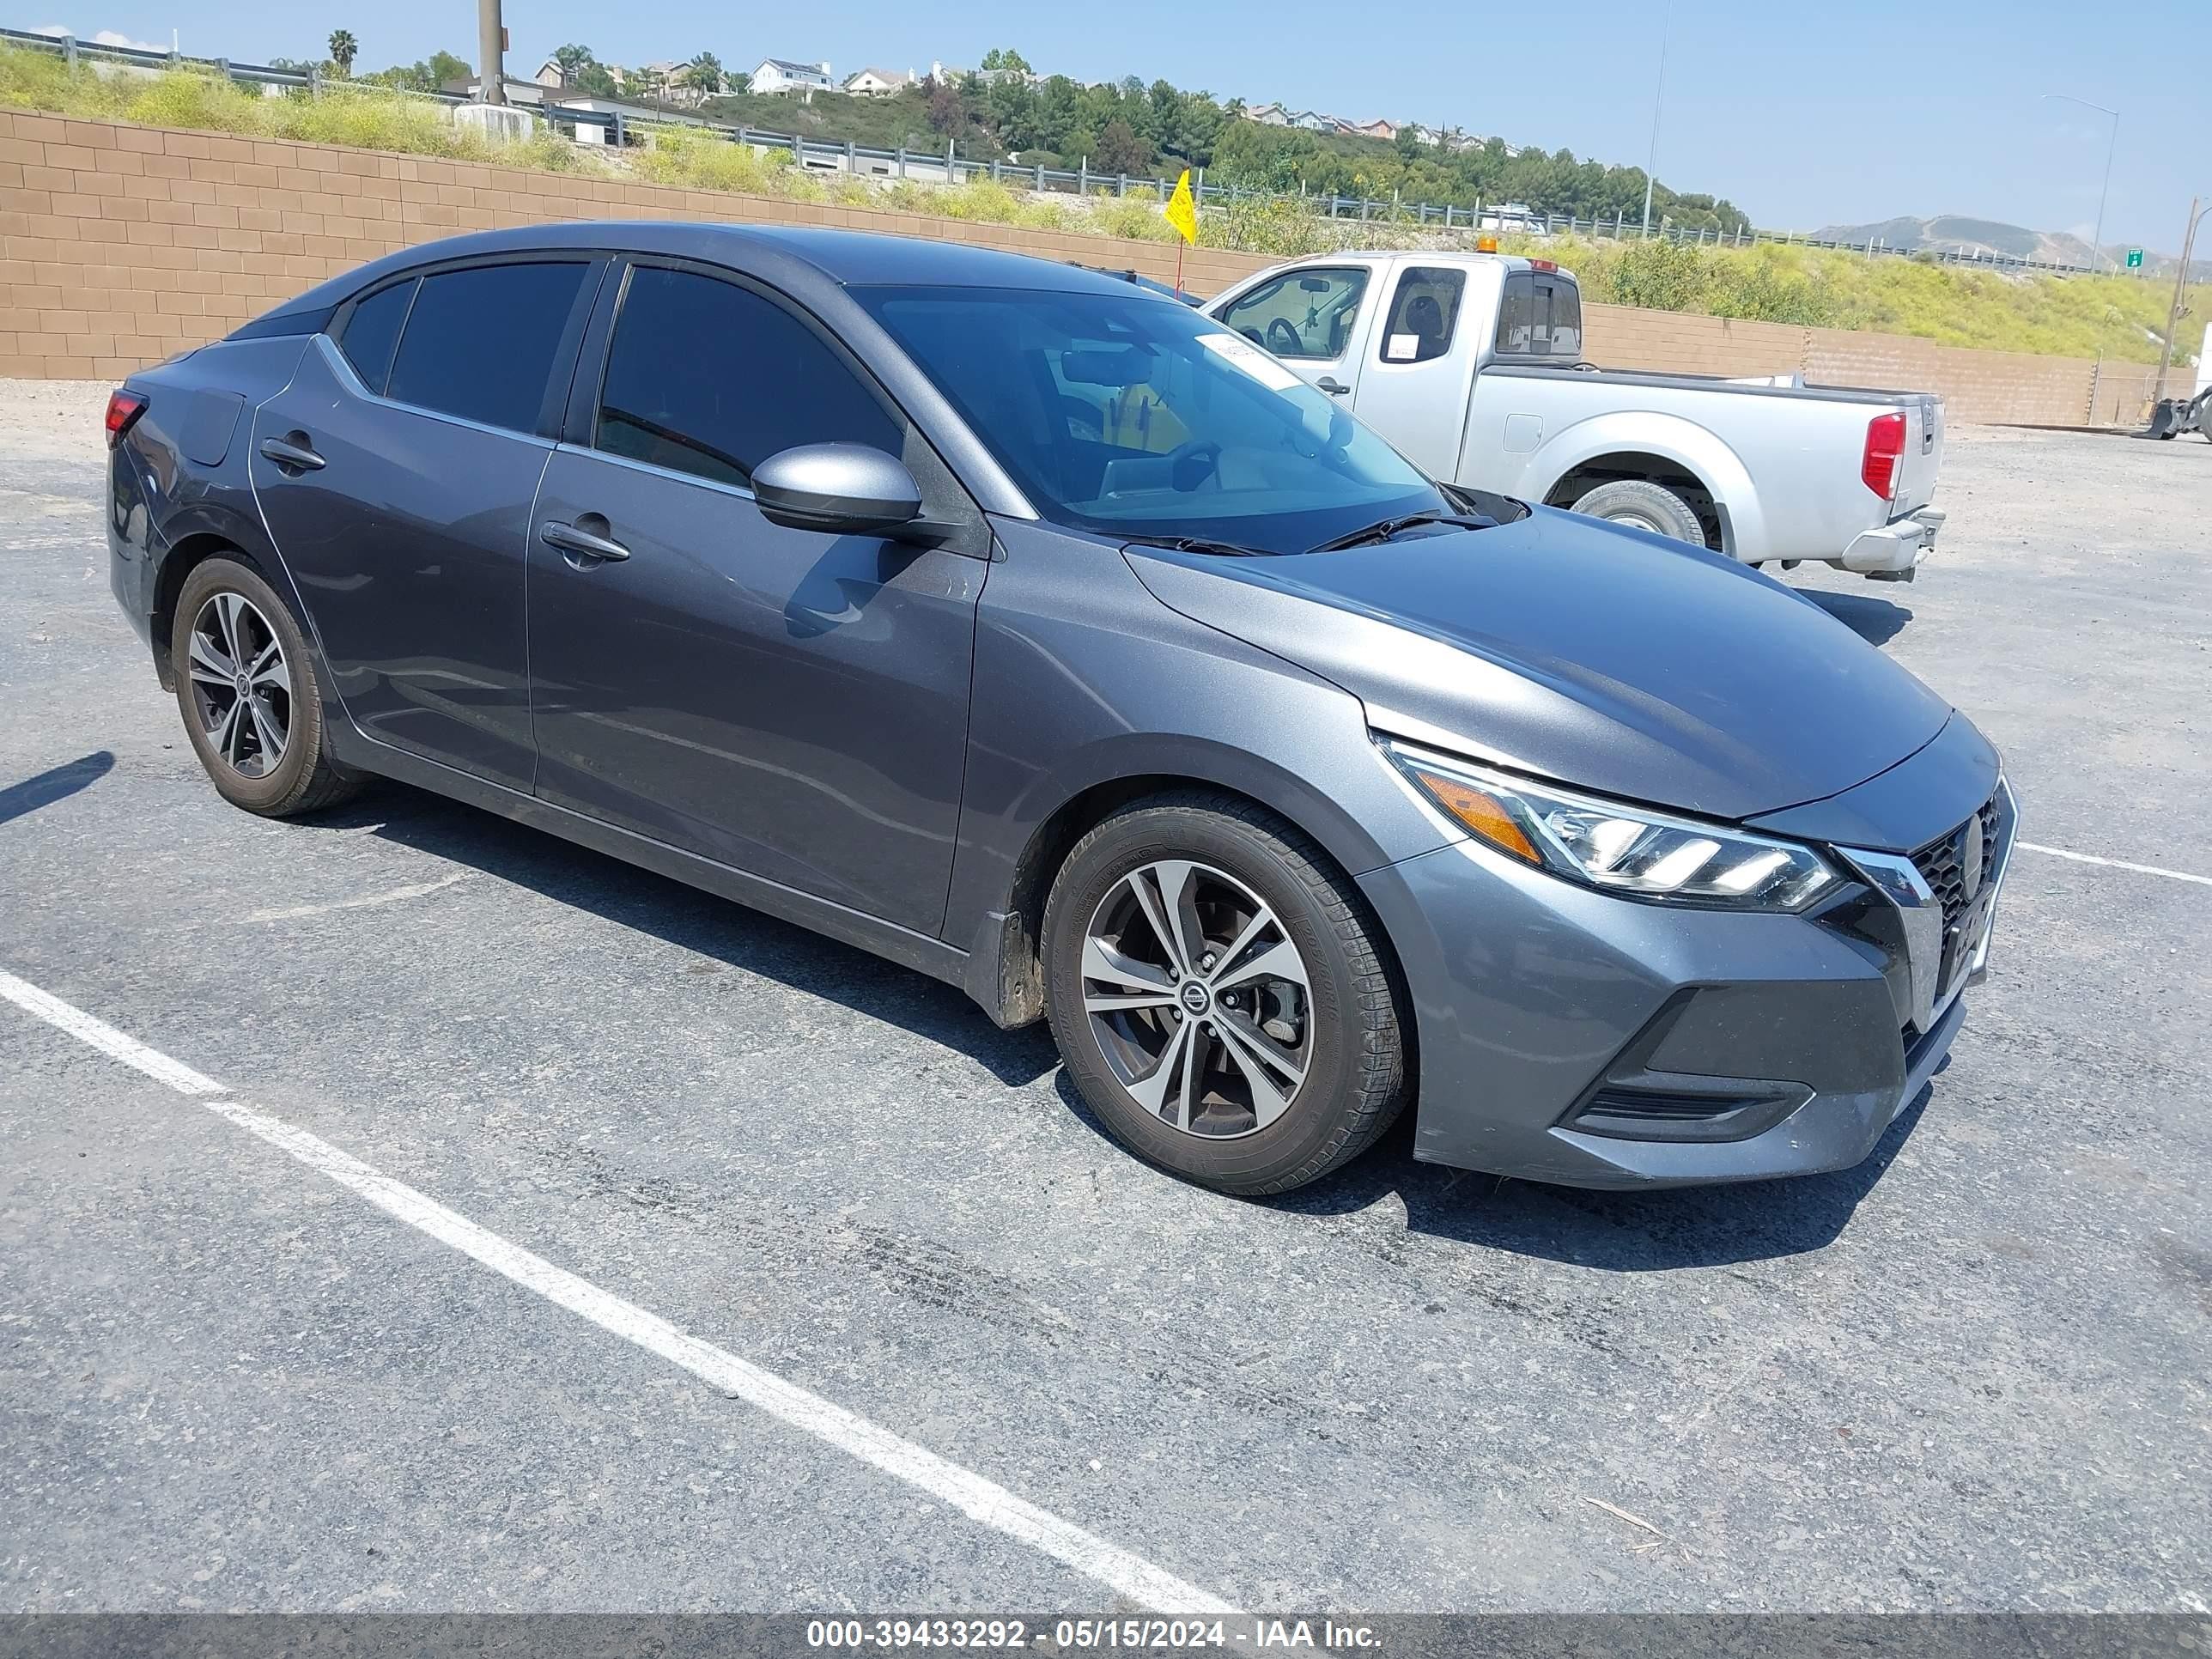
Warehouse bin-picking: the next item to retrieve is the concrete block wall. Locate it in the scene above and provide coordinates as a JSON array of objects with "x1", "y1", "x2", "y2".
[{"x1": 0, "y1": 112, "x2": 2143, "y2": 428}]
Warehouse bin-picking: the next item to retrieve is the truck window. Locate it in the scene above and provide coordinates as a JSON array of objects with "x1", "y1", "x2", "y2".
[
  {"x1": 1497, "y1": 272, "x2": 1584, "y2": 358},
  {"x1": 1217, "y1": 267, "x2": 1368, "y2": 361},
  {"x1": 1534, "y1": 275, "x2": 1583, "y2": 356},
  {"x1": 1377, "y1": 267, "x2": 1466, "y2": 364}
]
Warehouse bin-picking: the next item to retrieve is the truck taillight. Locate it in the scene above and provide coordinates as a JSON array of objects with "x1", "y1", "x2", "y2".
[
  {"x1": 105, "y1": 388, "x2": 147, "y2": 449},
  {"x1": 1861, "y1": 410, "x2": 1906, "y2": 501}
]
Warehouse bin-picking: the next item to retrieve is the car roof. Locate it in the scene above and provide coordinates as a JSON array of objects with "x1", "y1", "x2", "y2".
[{"x1": 254, "y1": 222, "x2": 1159, "y2": 325}]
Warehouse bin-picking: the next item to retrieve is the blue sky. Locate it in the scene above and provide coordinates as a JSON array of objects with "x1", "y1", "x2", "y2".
[{"x1": 50, "y1": 0, "x2": 2211, "y2": 252}]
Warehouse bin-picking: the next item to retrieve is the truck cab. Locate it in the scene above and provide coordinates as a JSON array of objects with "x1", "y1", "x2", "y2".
[
  {"x1": 1206, "y1": 251, "x2": 1948, "y2": 580},
  {"x1": 1212, "y1": 253, "x2": 1583, "y2": 480}
]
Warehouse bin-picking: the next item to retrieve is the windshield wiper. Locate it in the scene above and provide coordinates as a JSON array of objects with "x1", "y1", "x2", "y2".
[
  {"x1": 1121, "y1": 534, "x2": 1273, "y2": 558},
  {"x1": 1305, "y1": 510, "x2": 1494, "y2": 554}
]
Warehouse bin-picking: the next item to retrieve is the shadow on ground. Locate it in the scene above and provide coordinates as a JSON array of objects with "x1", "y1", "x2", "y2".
[
  {"x1": 305, "y1": 783, "x2": 1062, "y2": 1091},
  {"x1": 304, "y1": 780, "x2": 1922, "y2": 1274},
  {"x1": 0, "y1": 750, "x2": 114, "y2": 828},
  {"x1": 1799, "y1": 586, "x2": 1914, "y2": 646}
]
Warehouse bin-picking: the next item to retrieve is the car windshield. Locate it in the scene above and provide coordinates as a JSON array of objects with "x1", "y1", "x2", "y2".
[{"x1": 858, "y1": 284, "x2": 1446, "y2": 555}]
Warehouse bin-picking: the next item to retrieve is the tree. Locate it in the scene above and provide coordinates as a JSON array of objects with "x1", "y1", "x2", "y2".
[
  {"x1": 927, "y1": 80, "x2": 965, "y2": 138},
  {"x1": 979, "y1": 47, "x2": 1032, "y2": 75},
  {"x1": 1093, "y1": 118, "x2": 1150, "y2": 177},
  {"x1": 369, "y1": 49, "x2": 471, "y2": 93},
  {"x1": 326, "y1": 29, "x2": 356, "y2": 75},
  {"x1": 684, "y1": 52, "x2": 723, "y2": 97},
  {"x1": 551, "y1": 44, "x2": 596, "y2": 79}
]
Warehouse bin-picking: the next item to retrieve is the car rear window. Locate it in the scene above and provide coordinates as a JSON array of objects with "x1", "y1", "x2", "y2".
[
  {"x1": 384, "y1": 262, "x2": 590, "y2": 434},
  {"x1": 1496, "y1": 271, "x2": 1583, "y2": 358},
  {"x1": 337, "y1": 278, "x2": 415, "y2": 396}
]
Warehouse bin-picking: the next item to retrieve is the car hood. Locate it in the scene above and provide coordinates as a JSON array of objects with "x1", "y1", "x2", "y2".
[{"x1": 1123, "y1": 507, "x2": 1953, "y2": 823}]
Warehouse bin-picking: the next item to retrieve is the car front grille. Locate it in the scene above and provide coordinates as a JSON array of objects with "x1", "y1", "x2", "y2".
[{"x1": 1909, "y1": 792, "x2": 2002, "y2": 932}]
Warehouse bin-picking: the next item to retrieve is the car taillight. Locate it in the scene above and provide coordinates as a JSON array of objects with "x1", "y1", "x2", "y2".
[
  {"x1": 105, "y1": 389, "x2": 147, "y2": 449},
  {"x1": 1862, "y1": 410, "x2": 1906, "y2": 501}
]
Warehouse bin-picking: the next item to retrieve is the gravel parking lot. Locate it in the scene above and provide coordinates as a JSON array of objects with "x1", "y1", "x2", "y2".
[{"x1": 2, "y1": 379, "x2": 2208, "y2": 1616}]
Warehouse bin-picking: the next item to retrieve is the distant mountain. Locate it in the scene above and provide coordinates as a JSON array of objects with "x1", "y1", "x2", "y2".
[
  {"x1": 1811, "y1": 213, "x2": 2209, "y2": 279},
  {"x1": 1813, "y1": 214, "x2": 2092, "y2": 265}
]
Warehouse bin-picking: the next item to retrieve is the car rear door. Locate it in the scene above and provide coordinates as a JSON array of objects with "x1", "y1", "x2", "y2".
[
  {"x1": 250, "y1": 254, "x2": 604, "y2": 792},
  {"x1": 525, "y1": 258, "x2": 987, "y2": 937}
]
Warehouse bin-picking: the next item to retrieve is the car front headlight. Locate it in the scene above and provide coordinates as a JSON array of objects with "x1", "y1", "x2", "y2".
[{"x1": 1383, "y1": 739, "x2": 1838, "y2": 912}]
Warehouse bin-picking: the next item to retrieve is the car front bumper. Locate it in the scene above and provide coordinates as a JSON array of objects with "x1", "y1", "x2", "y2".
[{"x1": 1358, "y1": 738, "x2": 2014, "y2": 1189}]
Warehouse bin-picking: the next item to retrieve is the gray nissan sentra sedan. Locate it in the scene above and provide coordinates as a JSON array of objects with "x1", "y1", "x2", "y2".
[{"x1": 102, "y1": 223, "x2": 2016, "y2": 1196}]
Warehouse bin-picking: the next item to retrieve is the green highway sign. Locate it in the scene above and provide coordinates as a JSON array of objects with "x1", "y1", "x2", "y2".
[{"x1": 2125, "y1": 248, "x2": 2143, "y2": 268}]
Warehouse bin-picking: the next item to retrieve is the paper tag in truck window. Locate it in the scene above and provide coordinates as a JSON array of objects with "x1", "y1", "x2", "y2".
[
  {"x1": 1386, "y1": 333, "x2": 1420, "y2": 362},
  {"x1": 1197, "y1": 331, "x2": 1301, "y2": 392}
]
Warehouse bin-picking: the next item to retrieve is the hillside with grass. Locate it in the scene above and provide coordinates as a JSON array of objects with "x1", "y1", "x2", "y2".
[{"x1": 3, "y1": 47, "x2": 2203, "y2": 370}]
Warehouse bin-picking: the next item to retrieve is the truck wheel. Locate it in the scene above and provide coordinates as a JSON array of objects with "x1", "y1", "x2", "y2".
[{"x1": 1571, "y1": 479, "x2": 1705, "y2": 545}]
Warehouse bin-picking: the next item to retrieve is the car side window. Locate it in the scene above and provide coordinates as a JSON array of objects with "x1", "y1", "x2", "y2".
[
  {"x1": 337, "y1": 277, "x2": 415, "y2": 396},
  {"x1": 1218, "y1": 267, "x2": 1369, "y2": 361},
  {"x1": 1377, "y1": 267, "x2": 1467, "y2": 364},
  {"x1": 594, "y1": 265, "x2": 902, "y2": 489},
  {"x1": 383, "y1": 261, "x2": 591, "y2": 434}
]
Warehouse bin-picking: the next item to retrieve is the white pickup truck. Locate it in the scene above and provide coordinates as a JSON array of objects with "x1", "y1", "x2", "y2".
[{"x1": 1203, "y1": 251, "x2": 1948, "y2": 580}]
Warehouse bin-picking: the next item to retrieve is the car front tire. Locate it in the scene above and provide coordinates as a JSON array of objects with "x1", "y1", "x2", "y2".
[
  {"x1": 1042, "y1": 792, "x2": 1408, "y2": 1195},
  {"x1": 171, "y1": 555, "x2": 361, "y2": 818}
]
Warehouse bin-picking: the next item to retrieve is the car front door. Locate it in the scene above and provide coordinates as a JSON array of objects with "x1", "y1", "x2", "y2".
[
  {"x1": 525, "y1": 259, "x2": 988, "y2": 937},
  {"x1": 1210, "y1": 264, "x2": 1373, "y2": 400},
  {"x1": 250, "y1": 255, "x2": 603, "y2": 791}
]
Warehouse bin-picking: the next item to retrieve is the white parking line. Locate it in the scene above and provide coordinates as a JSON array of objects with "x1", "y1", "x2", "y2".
[
  {"x1": 2018, "y1": 842, "x2": 2212, "y2": 889},
  {"x1": 0, "y1": 968, "x2": 1237, "y2": 1616}
]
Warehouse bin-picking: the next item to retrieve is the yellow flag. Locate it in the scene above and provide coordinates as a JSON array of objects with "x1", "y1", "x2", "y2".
[{"x1": 1163, "y1": 168, "x2": 1199, "y2": 246}]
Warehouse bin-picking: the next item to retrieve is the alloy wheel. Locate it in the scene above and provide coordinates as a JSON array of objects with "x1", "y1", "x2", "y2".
[
  {"x1": 186, "y1": 591, "x2": 291, "y2": 780},
  {"x1": 1080, "y1": 859, "x2": 1314, "y2": 1138}
]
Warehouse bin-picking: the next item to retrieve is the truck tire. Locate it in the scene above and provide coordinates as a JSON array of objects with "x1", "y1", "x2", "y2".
[{"x1": 1570, "y1": 479, "x2": 1705, "y2": 545}]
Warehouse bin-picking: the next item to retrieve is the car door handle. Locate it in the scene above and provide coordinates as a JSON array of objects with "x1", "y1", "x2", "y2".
[
  {"x1": 540, "y1": 519, "x2": 631, "y2": 563},
  {"x1": 258, "y1": 434, "x2": 325, "y2": 471},
  {"x1": 1316, "y1": 377, "x2": 1350, "y2": 396}
]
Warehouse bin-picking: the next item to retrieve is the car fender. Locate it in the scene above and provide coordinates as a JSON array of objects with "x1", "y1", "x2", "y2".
[
  {"x1": 1523, "y1": 409, "x2": 1764, "y2": 559},
  {"x1": 147, "y1": 495, "x2": 351, "y2": 738}
]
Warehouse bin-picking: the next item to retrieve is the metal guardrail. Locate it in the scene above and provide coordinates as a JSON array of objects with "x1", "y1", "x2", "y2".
[{"x1": 0, "y1": 24, "x2": 2135, "y2": 277}]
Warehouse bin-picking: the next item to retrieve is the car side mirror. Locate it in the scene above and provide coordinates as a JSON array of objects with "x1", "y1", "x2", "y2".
[{"x1": 753, "y1": 443, "x2": 924, "y2": 537}]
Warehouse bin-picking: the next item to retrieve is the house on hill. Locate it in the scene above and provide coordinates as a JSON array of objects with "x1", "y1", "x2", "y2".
[
  {"x1": 752, "y1": 58, "x2": 835, "y2": 99},
  {"x1": 843, "y1": 67, "x2": 913, "y2": 96}
]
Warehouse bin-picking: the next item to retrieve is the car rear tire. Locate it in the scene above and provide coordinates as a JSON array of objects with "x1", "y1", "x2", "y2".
[
  {"x1": 1571, "y1": 478, "x2": 1706, "y2": 545},
  {"x1": 171, "y1": 556, "x2": 362, "y2": 818},
  {"x1": 1042, "y1": 792, "x2": 1408, "y2": 1195}
]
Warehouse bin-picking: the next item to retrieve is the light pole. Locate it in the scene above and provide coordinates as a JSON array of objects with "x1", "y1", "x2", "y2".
[
  {"x1": 2042, "y1": 92, "x2": 2118, "y2": 270},
  {"x1": 477, "y1": 0, "x2": 505, "y2": 104},
  {"x1": 2154, "y1": 196, "x2": 2210, "y2": 407},
  {"x1": 1639, "y1": 0, "x2": 1673, "y2": 236}
]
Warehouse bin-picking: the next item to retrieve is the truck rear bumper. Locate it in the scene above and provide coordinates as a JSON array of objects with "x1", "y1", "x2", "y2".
[{"x1": 1841, "y1": 507, "x2": 1945, "y2": 579}]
